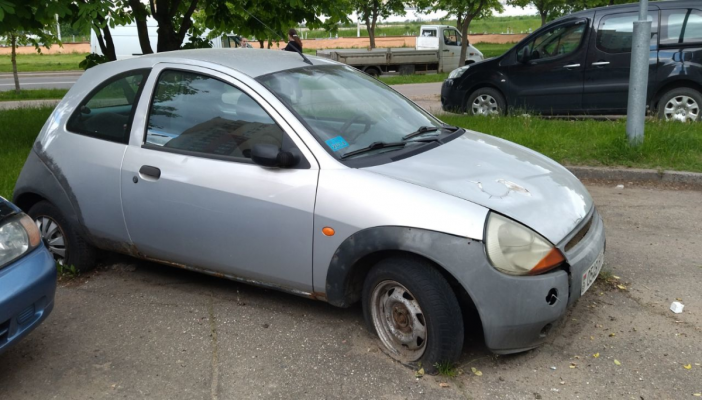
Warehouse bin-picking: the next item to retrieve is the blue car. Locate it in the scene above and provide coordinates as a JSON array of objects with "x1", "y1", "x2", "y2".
[{"x1": 0, "y1": 196, "x2": 56, "y2": 355}]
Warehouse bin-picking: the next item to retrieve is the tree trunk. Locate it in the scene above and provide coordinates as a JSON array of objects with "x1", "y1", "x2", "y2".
[
  {"x1": 101, "y1": 26, "x2": 117, "y2": 61},
  {"x1": 459, "y1": 17, "x2": 473, "y2": 67},
  {"x1": 540, "y1": 11, "x2": 548, "y2": 26},
  {"x1": 151, "y1": 0, "x2": 199, "y2": 52},
  {"x1": 10, "y1": 33, "x2": 20, "y2": 93},
  {"x1": 367, "y1": 20, "x2": 375, "y2": 49},
  {"x1": 258, "y1": 39, "x2": 265, "y2": 49},
  {"x1": 128, "y1": 0, "x2": 153, "y2": 54}
]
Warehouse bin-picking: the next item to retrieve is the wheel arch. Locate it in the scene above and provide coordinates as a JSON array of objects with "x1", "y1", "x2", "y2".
[
  {"x1": 462, "y1": 83, "x2": 507, "y2": 112},
  {"x1": 324, "y1": 226, "x2": 480, "y2": 322},
  {"x1": 650, "y1": 79, "x2": 702, "y2": 110}
]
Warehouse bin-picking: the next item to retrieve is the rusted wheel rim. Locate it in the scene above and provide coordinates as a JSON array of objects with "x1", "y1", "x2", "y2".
[
  {"x1": 34, "y1": 216, "x2": 68, "y2": 265},
  {"x1": 371, "y1": 280, "x2": 427, "y2": 362}
]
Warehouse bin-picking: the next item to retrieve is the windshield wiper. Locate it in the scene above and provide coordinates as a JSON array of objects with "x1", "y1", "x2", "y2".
[
  {"x1": 340, "y1": 138, "x2": 439, "y2": 159},
  {"x1": 402, "y1": 124, "x2": 462, "y2": 141},
  {"x1": 402, "y1": 126, "x2": 439, "y2": 140}
]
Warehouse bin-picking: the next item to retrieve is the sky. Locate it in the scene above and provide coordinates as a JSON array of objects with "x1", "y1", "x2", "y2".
[{"x1": 378, "y1": 2, "x2": 539, "y2": 23}]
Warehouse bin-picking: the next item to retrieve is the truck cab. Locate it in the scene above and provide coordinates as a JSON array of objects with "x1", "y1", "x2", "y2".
[{"x1": 417, "y1": 25, "x2": 482, "y2": 72}]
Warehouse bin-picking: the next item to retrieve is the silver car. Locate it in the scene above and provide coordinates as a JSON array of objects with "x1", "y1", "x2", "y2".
[{"x1": 14, "y1": 49, "x2": 605, "y2": 369}]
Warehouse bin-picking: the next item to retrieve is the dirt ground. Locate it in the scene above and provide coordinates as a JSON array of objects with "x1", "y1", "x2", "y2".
[{"x1": 0, "y1": 43, "x2": 90, "y2": 55}]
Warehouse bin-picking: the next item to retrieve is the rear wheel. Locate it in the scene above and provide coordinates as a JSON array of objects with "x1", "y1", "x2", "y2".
[
  {"x1": 658, "y1": 88, "x2": 702, "y2": 122},
  {"x1": 466, "y1": 87, "x2": 506, "y2": 116},
  {"x1": 364, "y1": 67, "x2": 381, "y2": 78},
  {"x1": 28, "y1": 201, "x2": 96, "y2": 272},
  {"x1": 362, "y1": 256, "x2": 464, "y2": 370}
]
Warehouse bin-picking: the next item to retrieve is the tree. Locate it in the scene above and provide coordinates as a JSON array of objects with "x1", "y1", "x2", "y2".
[
  {"x1": 424, "y1": 0, "x2": 503, "y2": 67},
  {"x1": 509, "y1": 0, "x2": 565, "y2": 27},
  {"x1": 355, "y1": 0, "x2": 406, "y2": 49},
  {"x1": 0, "y1": 0, "x2": 70, "y2": 92},
  {"x1": 67, "y1": 0, "x2": 134, "y2": 62}
]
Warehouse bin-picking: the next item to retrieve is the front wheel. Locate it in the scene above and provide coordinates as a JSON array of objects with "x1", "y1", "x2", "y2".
[
  {"x1": 658, "y1": 88, "x2": 701, "y2": 122},
  {"x1": 362, "y1": 256, "x2": 464, "y2": 370},
  {"x1": 466, "y1": 87, "x2": 506, "y2": 116}
]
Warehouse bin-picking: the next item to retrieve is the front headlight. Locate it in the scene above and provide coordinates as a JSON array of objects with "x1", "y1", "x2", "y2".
[
  {"x1": 0, "y1": 214, "x2": 41, "y2": 269},
  {"x1": 485, "y1": 213, "x2": 565, "y2": 276},
  {"x1": 448, "y1": 65, "x2": 470, "y2": 79}
]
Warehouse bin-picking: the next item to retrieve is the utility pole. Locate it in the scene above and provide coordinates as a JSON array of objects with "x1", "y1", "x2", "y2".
[
  {"x1": 55, "y1": 14, "x2": 61, "y2": 41},
  {"x1": 357, "y1": 12, "x2": 361, "y2": 38},
  {"x1": 625, "y1": 0, "x2": 651, "y2": 146}
]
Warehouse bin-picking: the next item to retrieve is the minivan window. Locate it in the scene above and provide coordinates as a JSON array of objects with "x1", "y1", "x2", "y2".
[
  {"x1": 145, "y1": 70, "x2": 284, "y2": 160},
  {"x1": 519, "y1": 22, "x2": 585, "y2": 61},
  {"x1": 661, "y1": 9, "x2": 702, "y2": 45},
  {"x1": 67, "y1": 70, "x2": 149, "y2": 143},
  {"x1": 597, "y1": 12, "x2": 656, "y2": 53}
]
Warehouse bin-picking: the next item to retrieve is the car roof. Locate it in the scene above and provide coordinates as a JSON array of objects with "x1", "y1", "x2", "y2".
[
  {"x1": 104, "y1": 48, "x2": 339, "y2": 78},
  {"x1": 565, "y1": 0, "x2": 698, "y2": 19}
]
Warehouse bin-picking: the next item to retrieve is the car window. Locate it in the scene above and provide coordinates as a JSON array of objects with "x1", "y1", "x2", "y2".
[
  {"x1": 443, "y1": 29, "x2": 461, "y2": 46},
  {"x1": 519, "y1": 22, "x2": 585, "y2": 61},
  {"x1": 145, "y1": 70, "x2": 284, "y2": 160},
  {"x1": 597, "y1": 12, "x2": 656, "y2": 53},
  {"x1": 421, "y1": 29, "x2": 437, "y2": 37},
  {"x1": 67, "y1": 70, "x2": 149, "y2": 143},
  {"x1": 661, "y1": 9, "x2": 702, "y2": 45}
]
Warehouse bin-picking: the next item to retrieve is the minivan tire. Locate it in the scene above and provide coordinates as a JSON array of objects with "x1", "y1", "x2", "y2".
[
  {"x1": 362, "y1": 256, "x2": 464, "y2": 371},
  {"x1": 466, "y1": 87, "x2": 506, "y2": 116},
  {"x1": 657, "y1": 87, "x2": 702, "y2": 122},
  {"x1": 28, "y1": 200, "x2": 96, "y2": 273}
]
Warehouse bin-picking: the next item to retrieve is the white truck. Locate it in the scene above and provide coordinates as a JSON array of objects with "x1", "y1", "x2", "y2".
[{"x1": 315, "y1": 25, "x2": 484, "y2": 77}]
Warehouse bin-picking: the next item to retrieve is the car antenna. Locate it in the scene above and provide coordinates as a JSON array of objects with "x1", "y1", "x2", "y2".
[{"x1": 240, "y1": 7, "x2": 313, "y2": 65}]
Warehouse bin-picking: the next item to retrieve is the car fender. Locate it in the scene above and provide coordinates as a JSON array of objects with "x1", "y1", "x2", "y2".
[{"x1": 459, "y1": 70, "x2": 510, "y2": 103}]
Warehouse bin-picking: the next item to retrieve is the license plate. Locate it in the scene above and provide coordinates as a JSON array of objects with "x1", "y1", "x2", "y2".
[{"x1": 581, "y1": 250, "x2": 605, "y2": 296}]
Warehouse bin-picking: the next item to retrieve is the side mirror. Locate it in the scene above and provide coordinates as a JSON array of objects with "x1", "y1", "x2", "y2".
[
  {"x1": 517, "y1": 47, "x2": 531, "y2": 63},
  {"x1": 251, "y1": 144, "x2": 298, "y2": 168}
]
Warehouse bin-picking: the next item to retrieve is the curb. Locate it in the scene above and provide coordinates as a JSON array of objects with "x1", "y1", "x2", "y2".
[
  {"x1": 0, "y1": 71, "x2": 83, "y2": 79},
  {"x1": 0, "y1": 99, "x2": 61, "y2": 110},
  {"x1": 567, "y1": 166, "x2": 702, "y2": 188}
]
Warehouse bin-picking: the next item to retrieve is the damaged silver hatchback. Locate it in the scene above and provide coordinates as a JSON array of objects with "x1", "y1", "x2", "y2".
[{"x1": 14, "y1": 49, "x2": 605, "y2": 368}]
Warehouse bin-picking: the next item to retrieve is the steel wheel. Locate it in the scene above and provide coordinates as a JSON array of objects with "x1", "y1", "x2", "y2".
[
  {"x1": 34, "y1": 216, "x2": 68, "y2": 265},
  {"x1": 370, "y1": 280, "x2": 427, "y2": 362},
  {"x1": 664, "y1": 95, "x2": 700, "y2": 122},
  {"x1": 472, "y1": 94, "x2": 499, "y2": 116}
]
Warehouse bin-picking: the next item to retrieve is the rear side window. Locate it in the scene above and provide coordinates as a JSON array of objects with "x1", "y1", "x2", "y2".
[
  {"x1": 661, "y1": 9, "x2": 702, "y2": 45},
  {"x1": 145, "y1": 70, "x2": 284, "y2": 160},
  {"x1": 67, "y1": 70, "x2": 149, "y2": 143},
  {"x1": 597, "y1": 12, "x2": 657, "y2": 53}
]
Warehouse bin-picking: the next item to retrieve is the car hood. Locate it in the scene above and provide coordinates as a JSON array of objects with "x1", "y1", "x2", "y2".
[{"x1": 365, "y1": 131, "x2": 593, "y2": 244}]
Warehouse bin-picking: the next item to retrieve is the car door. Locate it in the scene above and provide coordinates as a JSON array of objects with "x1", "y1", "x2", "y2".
[
  {"x1": 120, "y1": 64, "x2": 319, "y2": 293},
  {"x1": 583, "y1": 9, "x2": 659, "y2": 113},
  {"x1": 507, "y1": 18, "x2": 589, "y2": 113},
  {"x1": 440, "y1": 27, "x2": 462, "y2": 72}
]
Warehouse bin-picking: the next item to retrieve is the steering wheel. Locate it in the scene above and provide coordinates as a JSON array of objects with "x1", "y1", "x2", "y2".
[{"x1": 339, "y1": 114, "x2": 373, "y2": 143}]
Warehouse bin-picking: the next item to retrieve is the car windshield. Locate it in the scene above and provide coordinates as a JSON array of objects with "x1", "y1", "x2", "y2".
[{"x1": 257, "y1": 65, "x2": 446, "y2": 159}]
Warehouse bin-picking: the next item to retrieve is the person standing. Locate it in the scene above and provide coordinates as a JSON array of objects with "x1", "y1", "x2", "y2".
[{"x1": 283, "y1": 28, "x2": 303, "y2": 52}]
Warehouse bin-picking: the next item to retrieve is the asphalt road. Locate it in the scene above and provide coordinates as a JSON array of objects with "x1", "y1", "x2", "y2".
[
  {"x1": 1, "y1": 182, "x2": 700, "y2": 399},
  {"x1": 0, "y1": 72, "x2": 82, "y2": 92}
]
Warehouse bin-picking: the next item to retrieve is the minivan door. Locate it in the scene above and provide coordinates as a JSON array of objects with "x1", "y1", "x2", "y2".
[
  {"x1": 583, "y1": 9, "x2": 659, "y2": 113},
  {"x1": 507, "y1": 18, "x2": 589, "y2": 113},
  {"x1": 120, "y1": 64, "x2": 319, "y2": 293},
  {"x1": 440, "y1": 27, "x2": 462, "y2": 72}
]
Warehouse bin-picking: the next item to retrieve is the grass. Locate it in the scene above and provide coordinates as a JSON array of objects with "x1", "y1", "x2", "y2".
[
  {"x1": 477, "y1": 42, "x2": 515, "y2": 58},
  {"x1": 440, "y1": 115, "x2": 702, "y2": 173},
  {"x1": 0, "y1": 53, "x2": 86, "y2": 73},
  {"x1": 380, "y1": 73, "x2": 448, "y2": 85},
  {"x1": 435, "y1": 362, "x2": 459, "y2": 378},
  {"x1": 0, "y1": 88, "x2": 68, "y2": 101},
  {"x1": 0, "y1": 106, "x2": 54, "y2": 199}
]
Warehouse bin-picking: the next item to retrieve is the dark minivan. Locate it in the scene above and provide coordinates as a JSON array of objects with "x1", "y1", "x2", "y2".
[{"x1": 441, "y1": 0, "x2": 702, "y2": 121}]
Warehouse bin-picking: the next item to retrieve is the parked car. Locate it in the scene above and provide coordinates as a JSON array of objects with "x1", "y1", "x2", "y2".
[
  {"x1": 13, "y1": 49, "x2": 605, "y2": 367},
  {"x1": 316, "y1": 25, "x2": 484, "y2": 77},
  {"x1": 442, "y1": 0, "x2": 702, "y2": 121},
  {"x1": 0, "y1": 196, "x2": 56, "y2": 355}
]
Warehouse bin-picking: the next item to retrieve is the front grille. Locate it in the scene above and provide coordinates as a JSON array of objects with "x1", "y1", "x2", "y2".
[{"x1": 565, "y1": 215, "x2": 593, "y2": 252}]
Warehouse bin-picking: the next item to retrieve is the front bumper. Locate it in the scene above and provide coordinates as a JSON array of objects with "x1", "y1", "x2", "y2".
[
  {"x1": 441, "y1": 79, "x2": 467, "y2": 113},
  {"x1": 0, "y1": 245, "x2": 57, "y2": 355},
  {"x1": 447, "y1": 208, "x2": 605, "y2": 353}
]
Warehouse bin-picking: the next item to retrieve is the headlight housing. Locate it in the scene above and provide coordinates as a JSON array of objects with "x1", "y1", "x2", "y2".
[
  {"x1": 485, "y1": 213, "x2": 565, "y2": 276},
  {"x1": 0, "y1": 214, "x2": 42, "y2": 269},
  {"x1": 448, "y1": 65, "x2": 470, "y2": 79}
]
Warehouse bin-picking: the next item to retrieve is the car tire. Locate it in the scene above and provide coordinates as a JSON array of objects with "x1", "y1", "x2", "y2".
[
  {"x1": 364, "y1": 67, "x2": 381, "y2": 78},
  {"x1": 28, "y1": 200, "x2": 96, "y2": 272},
  {"x1": 657, "y1": 87, "x2": 702, "y2": 122},
  {"x1": 362, "y1": 256, "x2": 464, "y2": 371},
  {"x1": 466, "y1": 87, "x2": 506, "y2": 116}
]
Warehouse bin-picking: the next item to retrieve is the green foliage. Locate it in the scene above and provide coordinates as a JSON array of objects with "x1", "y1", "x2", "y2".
[
  {"x1": 355, "y1": 0, "x2": 407, "y2": 47},
  {"x1": 79, "y1": 53, "x2": 109, "y2": 70},
  {"x1": 180, "y1": 26, "x2": 213, "y2": 49},
  {"x1": 57, "y1": 263, "x2": 79, "y2": 278},
  {"x1": 434, "y1": 361, "x2": 459, "y2": 378}
]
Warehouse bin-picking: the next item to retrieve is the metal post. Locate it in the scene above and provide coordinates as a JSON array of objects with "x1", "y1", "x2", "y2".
[
  {"x1": 55, "y1": 14, "x2": 61, "y2": 41},
  {"x1": 625, "y1": 0, "x2": 652, "y2": 146},
  {"x1": 357, "y1": 13, "x2": 361, "y2": 38}
]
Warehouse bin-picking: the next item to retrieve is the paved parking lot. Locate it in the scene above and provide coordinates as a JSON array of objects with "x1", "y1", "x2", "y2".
[{"x1": 1, "y1": 182, "x2": 701, "y2": 399}]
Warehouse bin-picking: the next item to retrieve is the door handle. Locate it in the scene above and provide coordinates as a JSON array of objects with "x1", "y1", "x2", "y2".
[
  {"x1": 442, "y1": 49, "x2": 450, "y2": 52},
  {"x1": 138, "y1": 165, "x2": 161, "y2": 180},
  {"x1": 563, "y1": 63, "x2": 581, "y2": 69},
  {"x1": 591, "y1": 61, "x2": 610, "y2": 66}
]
